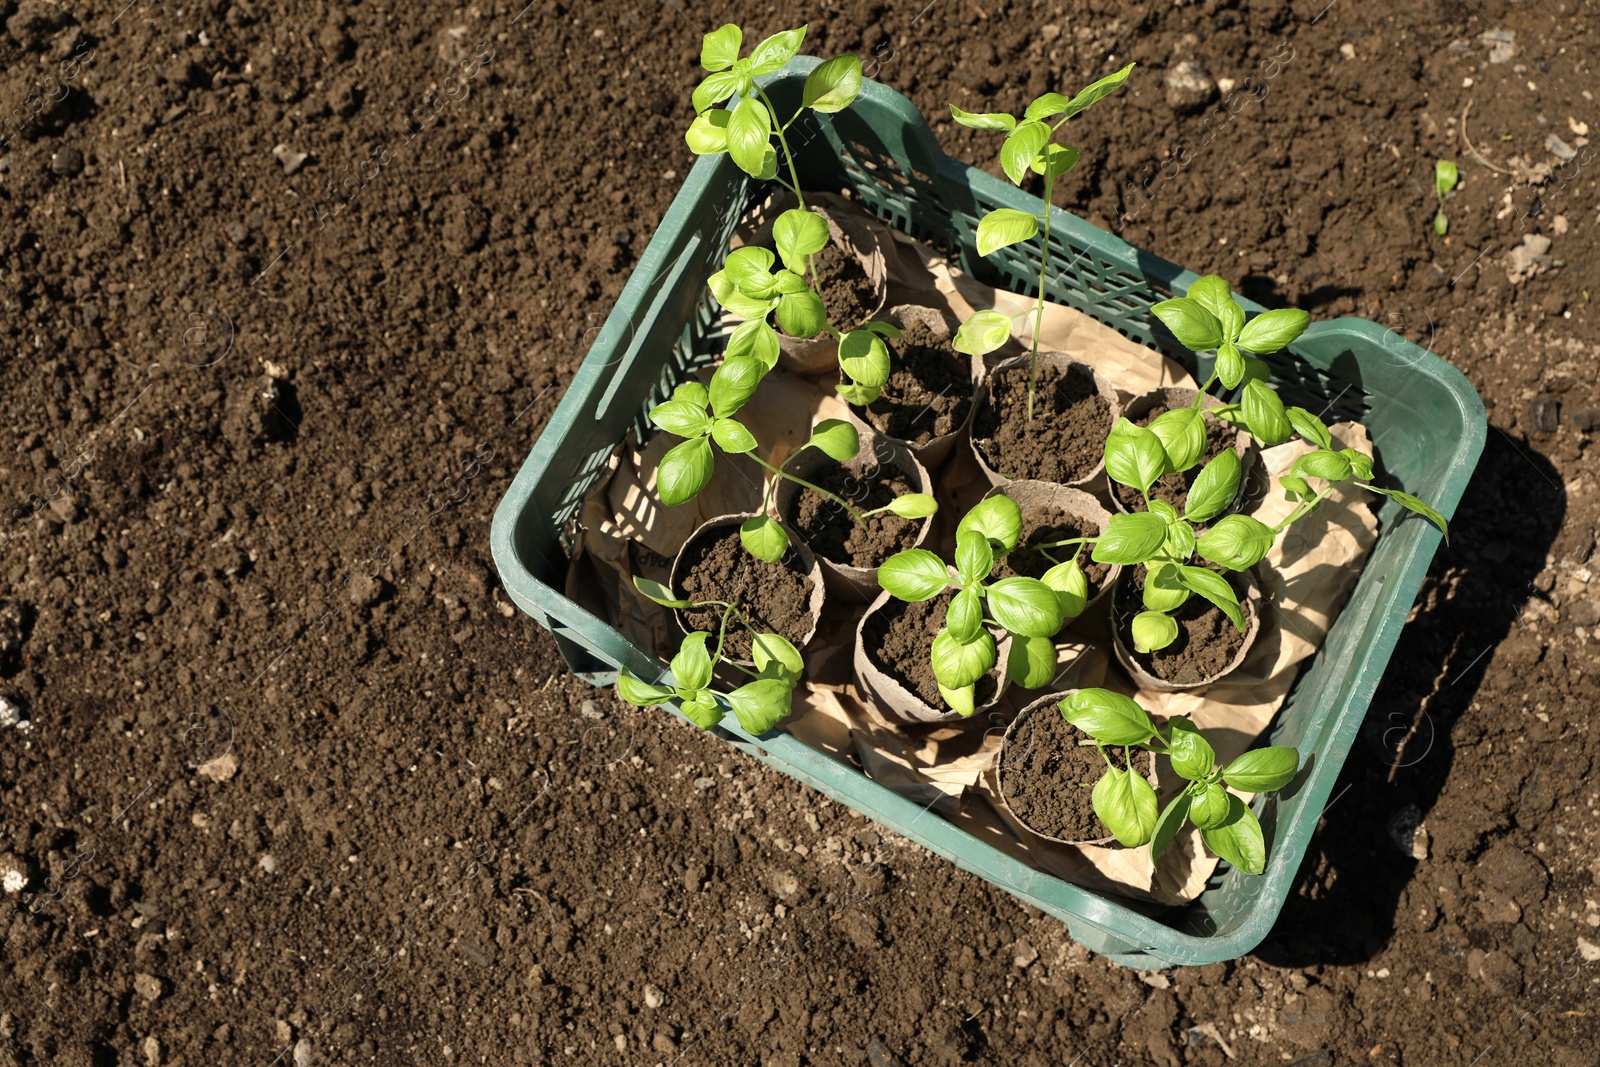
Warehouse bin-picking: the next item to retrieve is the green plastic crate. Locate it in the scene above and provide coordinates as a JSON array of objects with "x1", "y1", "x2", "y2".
[{"x1": 490, "y1": 59, "x2": 1485, "y2": 967}]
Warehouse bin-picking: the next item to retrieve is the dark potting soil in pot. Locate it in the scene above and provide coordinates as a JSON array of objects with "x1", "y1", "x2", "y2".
[
  {"x1": 863, "y1": 590, "x2": 999, "y2": 710},
  {"x1": 677, "y1": 526, "x2": 814, "y2": 660},
  {"x1": 1117, "y1": 567, "x2": 1250, "y2": 685},
  {"x1": 973, "y1": 362, "x2": 1112, "y2": 482},
  {"x1": 856, "y1": 316, "x2": 974, "y2": 446},
  {"x1": 998, "y1": 708, "x2": 1133, "y2": 842},
  {"x1": 785, "y1": 462, "x2": 922, "y2": 569},
  {"x1": 995, "y1": 505, "x2": 1113, "y2": 600},
  {"x1": 811, "y1": 241, "x2": 878, "y2": 329},
  {"x1": 1111, "y1": 403, "x2": 1246, "y2": 515}
]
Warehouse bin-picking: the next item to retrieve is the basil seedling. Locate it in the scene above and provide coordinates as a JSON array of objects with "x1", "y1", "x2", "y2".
[
  {"x1": 1151, "y1": 275, "x2": 1450, "y2": 546},
  {"x1": 1433, "y1": 159, "x2": 1459, "y2": 236},
  {"x1": 947, "y1": 63, "x2": 1136, "y2": 422},
  {"x1": 1057, "y1": 688, "x2": 1301, "y2": 874},
  {"x1": 617, "y1": 577, "x2": 805, "y2": 734},
  {"x1": 648, "y1": 366, "x2": 936, "y2": 563},
  {"x1": 876, "y1": 495, "x2": 1077, "y2": 714}
]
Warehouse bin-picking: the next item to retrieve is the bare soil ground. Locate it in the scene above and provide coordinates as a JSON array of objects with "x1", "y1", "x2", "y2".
[{"x1": 1, "y1": 1, "x2": 1597, "y2": 1064}]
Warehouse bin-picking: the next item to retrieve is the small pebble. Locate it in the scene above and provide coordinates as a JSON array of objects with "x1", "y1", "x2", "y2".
[
  {"x1": 272, "y1": 144, "x2": 310, "y2": 176},
  {"x1": 198, "y1": 752, "x2": 239, "y2": 782},
  {"x1": 643, "y1": 984, "x2": 665, "y2": 1009},
  {"x1": 1530, "y1": 395, "x2": 1561, "y2": 433},
  {"x1": 133, "y1": 973, "x2": 164, "y2": 1002},
  {"x1": 50, "y1": 147, "x2": 84, "y2": 176},
  {"x1": 294, "y1": 1037, "x2": 313, "y2": 1066},
  {"x1": 258, "y1": 854, "x2": 278, "y2": 874},
  {"x1": 1165, "y1": 60, "x2": 1216, "y2": 114}
]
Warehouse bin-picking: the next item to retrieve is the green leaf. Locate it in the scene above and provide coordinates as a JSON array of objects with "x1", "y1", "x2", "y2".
[
  {"x1": 1167, "y1": 716, "x2": 1216, "y2": 781},
  {"x1": 672, "y1": 381, "x2": 709, "y2": 408},
  {"x1": 803, "y1": 54, "x2": 863, "y2": 113},
  {"x1": 1104, "y1": 417, "x2": 1170, "y2": 493},
  {"x1": 1151, "y1": 297, "x2": 1224, "y2": 352},
  {"x1": 1285, "y1": 406, "x2": 1332, "y2": 449},
  {"x1": 1238, "y1": 308, "x2": 1311, "y2": 355},
  {"x1": 1029, "y1": 142, "x2": 1081, "y2": 179},
  {"x1": 632, "y1": 575, "x2": 692, "y2": 609},
  {"x1": 748, "y1": 26, "x2": 806, "y2": 75},
  {"x1": 957, "y1": 495, "x2": 1023, "y2": 554},
  {"x1": 1201, "y1": 794, "x2": 1267, "y2": 874},
  {"x1": 954, "y1": 529, "x2": 994, "y2": 587},
  {"x1": 1215, "y1": 340, "x2": 1246, "y2": 390},
  {"x1": 836, "y1": 383, "x2": 879, "y2": 405},
  {"x1": 772, "y1": 209, "x2": 830, "y2": 274},
  {"x1": 726, "y1": 677, "x2": 795, "y2": 734},
  {"x1": 948, "y1": 104, "x2": 1016, "y2": 131},
  {"x1": 1184, "y1": 449, "x2": 1241, "y2": 524},
  {"x1": 708, "y1": 269, "x2": 778, "y2": 320},
  {"x1": 806, "y1": 418, "x2": 860, "y2": 462},
  {"x1": 1148, "y1": 405, "x2": 1207, "y2": 473},
  {"x1": 726, "y1": 95, "x2": 774, "y2": 179},
  {"x1": 1434, "y1": 209, "x2": 1449, "y2": 236},
  {"x1": 1008, "y1": 634, "x2": 1058, "y2": 689},
  {"x1": 708, "y1": 355, "x2": 767, "y2": 418},
  {"x1": 1241, "y1": 379, "x2": 1292, "y2": 446},
  {"x1": 1041, "y1": 559, "x2": 1089, "y2": 620},
  {"x1": 952, "y1": 309, "x2": 1013, "y2": 356},
  {"x1": 718, "y1": 242, "x2": 778, "y2": 292},
  {"x1": 976, "y1": 208, "x2": 1039, "y2": 257},
  {"x1": 1150, "y1": 791, "x2": 1193, "y2": 863},
  {"x1": 670, "y1": 631, "x2": 715, "y2": 691},
  {"x1": 739, "y1": 515, "x2": 789, "y2": 562},
  {"x1": 1280, "y1": 474, "x2": 1311, "y2": 498},
  {"x1": 727, "y1": 318, "x2": 781, "y2": 369},
  {"x1": 1090, "y1": 512, "x2": 1168, "y2": 566},
  {"x1": 946, "y1": 586, "x2": 984, "y2": 644},
  {"x1": 1435, "y1": 159, "x2": 1459, "y2": 197},
  {"x1": 1140, "y1": 563, "x2": 1191, "y2": 613},
  {"x1": 1057, "y1": 688, "x2": 1158, "y2": 747},
  {"x1": 1341, "y1": 448, "x2": 1375, "y2": 481},
  {"x1": 1023, "y1": 92, "x2": 1073, "y2": 122},
  {"x1": 885, "y1": 494, "x2": 937, "y2": 519},
  {"x1": 685, "y1": 109, "x2": 732, "y2": 154},
  {"x1": 700, "y1": 24, "x2": 742, "y2": 72},
  {"x1": 878, "y1": 549, "x2": 952, "y2": 602},
  {"x1": 1196, "y1": 513, "x2": 1275, "y2": 571},
  {"x1": 679, "y1": 690, "x2": 725, "y2": 729},
  {"x1": 987, "y1": 577, "x2": 1065, "y2": 638},
  {"x1": 649, "y1": 399, "x2": 713, "y2": 439},
  {"x1": 617, "y1": 670, "x2": 677, "y2": 706},
  {"x1": 1186, "y1": 275, "x2": 1239, "y2": 335},
  {"x1": 1178, "y1": 566, "x2": 1245, "y2": 630},
  {"x1": 1365, "y1": 485, "x2": 1450, "y2": 541},
  {"x1": 1159, "y1": 517, "x2": 1197, "y2": 564},
  {"x1": 1062, "y1": 62, "x2": 1136, "y2": 119},
  {"x1": 751, "y1": 632, "x2": 804, "y2": 683},
  {"x1": 1091, "y1": 765, "x2": 1159, "y2": 847},
  {"x1": 1131, "y1": 610, "x2": 1179, "y2": 653},
  {"x1": 931, "y1": 628, "x2": 996, "y2": 690},
  {"x1": 999, "y1": 120, "x2": 1050, "y2": 185},
  {"x1": 1293, "y1": 448, "x2": 1353, "y2": 483},
  {"x1": 658, "y1": 437, "x2": 715, "y2": 506},
  {"x1": 775, "y1": 290, "x2": 827, "y2": 339},
  {"x1": 692, "y1": 70, "x2": 741, "y2": 114},
  {"x1": 1189, "y1": 782, "x2": 1232, "y2": 831},
  {"x1": 1222, "y1": 746, "x2": 1300, "y2": 793},
  {"x1": 839, "y1": 330, "x2": 891, "y2": 388},
  {"x1": 937, "y1": 682, "x2": 978, "y2": 717}
]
